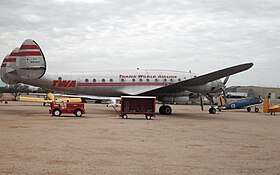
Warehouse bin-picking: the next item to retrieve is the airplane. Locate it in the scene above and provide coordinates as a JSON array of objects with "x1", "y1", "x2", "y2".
[
  {"x1": 263, "y1": 98, "x2": 280, "y2": 115},
  {"x1": 0, "y1": 39, "x2": 253, "y2": 114},
  {"x1": 28, "y1": 92, "x2": 120, "y2": 106},
  {"x1": 19, "y1": 93, "x2": 82, "y2": 104},
  {"x1": 217, "y1": 95, "x2": 263, "y2": 112},
  {"x1": 0, "y1": 97, "x2": 15, "y2": 104}
]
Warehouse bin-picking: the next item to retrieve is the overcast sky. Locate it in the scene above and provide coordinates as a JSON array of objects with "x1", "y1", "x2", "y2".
[{"x1": 0, "y1": 0, "x2": 279, "y2": 87}]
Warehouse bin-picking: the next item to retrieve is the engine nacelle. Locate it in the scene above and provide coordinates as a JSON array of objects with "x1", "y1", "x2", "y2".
[{"x1": 186, "y1": 80, "x2": 223, "y2": 94}]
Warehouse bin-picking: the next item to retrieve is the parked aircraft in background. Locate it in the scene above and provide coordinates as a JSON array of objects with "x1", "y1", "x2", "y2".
[
  {"x1": 0, "y1": 97, "x2": 15, "y2": 104},
  {"x1": 217, "y1": 96, "x2": 263, "y2": 112},
  {"x1": 44, "y1": 93, "x2": 121, "y2": 106},
  {"x1": 19, "y1": 93, "x2": 82, "y2": 104},
  {"x1": 1, "y1": 39, "x2": 253, "y2": 114},
  {"x1": 263, "y1": 98, "x2": 280, "y2": 115}
]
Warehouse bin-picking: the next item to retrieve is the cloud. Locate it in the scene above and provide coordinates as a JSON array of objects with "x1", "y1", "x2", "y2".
[{"x1": 0, "y1": 0, "x2": 280, "y2": 87}]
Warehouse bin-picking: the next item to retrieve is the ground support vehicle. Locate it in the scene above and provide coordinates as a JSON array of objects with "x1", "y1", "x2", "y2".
[
  {"x1": 49, "y1": 102, "x2": 85, "y2": 117},
  {"x1": 113, "y1": 96, "x2": 156, "y2": 120}
]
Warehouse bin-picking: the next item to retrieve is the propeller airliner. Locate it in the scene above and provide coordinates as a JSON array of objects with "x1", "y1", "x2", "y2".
[{"x1": 1, "y1": 39, "x2": 253, "y2": 114}]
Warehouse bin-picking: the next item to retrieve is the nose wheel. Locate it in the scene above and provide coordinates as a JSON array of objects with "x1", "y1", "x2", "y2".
[
  {"x1": 209, "y1": 107, "x2": 216, "y2": 114},
  {"x1": 206, "y1": 94, "x2": 217, "y2": 114},
  {"x1": 159, "y1": 105, "x2": 172, "y2": 115}
]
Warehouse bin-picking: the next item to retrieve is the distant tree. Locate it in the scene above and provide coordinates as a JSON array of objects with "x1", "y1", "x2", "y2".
[
  {"x1": 5, "y1": 84, "x2": 31, "y2": 99},
  {"x1": 34, "y1": 87, "x2": 52, "y2": 93},
  {"x1": 0, "y1": 86, "x2": 6, "y2": 94}
]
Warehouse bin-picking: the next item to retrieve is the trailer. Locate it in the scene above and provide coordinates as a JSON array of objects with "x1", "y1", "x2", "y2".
[
  {"x1": 49, "y1": 102, "x2": 85, "y2": 117},
  {"x1": 115, "y1": 96, "x2": 156, "y2": 120}
]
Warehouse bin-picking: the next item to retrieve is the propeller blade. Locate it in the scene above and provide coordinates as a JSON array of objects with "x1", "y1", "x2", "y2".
[
  {"x1": 223, "y1": 76, "x2": 230, "y2": 85},
  {"x1": 222, "y1": 88, "x2": 228, "y2": 104},
  {"x1": 200, "y1": 95, "x2": 204, "y2": 111}
]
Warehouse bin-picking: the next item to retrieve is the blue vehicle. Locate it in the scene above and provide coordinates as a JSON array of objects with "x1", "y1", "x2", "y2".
[{"x1": 218, "y1": 96, "x2": 263, "y2": 112}]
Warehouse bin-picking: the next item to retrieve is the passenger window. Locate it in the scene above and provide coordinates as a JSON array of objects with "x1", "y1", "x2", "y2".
[
  {"x1": 85, "y1": 79, "x2": 89, "y2": 82},
  {"x1": 155, "y1": 78, "x2": 158, "y2": 82},
  {"x1": 58, "y1": 77, "x2": 62, "y2": 81},
  {"x1": 93, "y1": 79, "x2": 96, "y2": 82},
  {"x1": 178, "y1": 78, "x2": 181, "y2": 81},
  {"x1": 170, "y1": 79, "x2": 173, "y2": 82},
  {"x1": 139, "y1": 79, "x2": 143, "y2": 82},
  {"x1": 132, "y1": 78, "x2": 135, "y2": 82},
  {"x1": 102, "y1": 79, "x2": 105, "y2": 82},
  {"x1": 121, "y1": 78, "x2": 125, "y2": 82},
  {"x1": 146, "y1": 79, "x2": 150, "y2": 82},
  {"x1": 164, "y1": 79, "x2": 167, "y2": 82},
  {"x1": 110, "y1": 78, "x2": 113, "y2": 82}
]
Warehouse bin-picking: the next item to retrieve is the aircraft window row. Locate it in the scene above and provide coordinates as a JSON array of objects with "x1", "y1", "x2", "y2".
[{"x1": 84, "y1": 78, "x2": 183, "y2": 82}]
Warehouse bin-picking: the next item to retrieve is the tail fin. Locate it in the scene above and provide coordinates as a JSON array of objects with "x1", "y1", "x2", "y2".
[
  {"x1": 1, "y1": 39, "x2": 46, "y2": 84},
  {"x1": 263, "y1": 98, "x2": 270, "y2": 113}
]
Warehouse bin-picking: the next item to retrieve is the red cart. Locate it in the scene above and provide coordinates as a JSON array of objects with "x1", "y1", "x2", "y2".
[
  {"x1": 49, "y1": 102, "x2": 85, "y2": 117},
  {"x1": 115, "y1": 96, "x2": 156, "y2": 120}
]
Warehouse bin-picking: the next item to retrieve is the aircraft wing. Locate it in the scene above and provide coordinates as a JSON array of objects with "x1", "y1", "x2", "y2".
[
  {"x1": 139, "y1": 63, "x2": 253, "y2": 95},
  {"x1": 19, "y1": 96, "x2": 53, "y2": 103},
  {"x1": 54, "y1": 93, "x2": 120, "y2": 105},
  {"x1": 269, "y1": 104, "x2": 280, "y2": 110}
]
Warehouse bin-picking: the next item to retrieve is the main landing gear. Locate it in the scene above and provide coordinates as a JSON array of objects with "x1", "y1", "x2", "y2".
[{"x1": 159, "y1": 105, "x2": 172, "y2": 115}]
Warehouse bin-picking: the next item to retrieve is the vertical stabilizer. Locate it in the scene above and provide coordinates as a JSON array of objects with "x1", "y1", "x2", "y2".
[
  {"x1": 17, "y1": 39, "x2": 46, "y2": 79},
  {"x1": 0, "y1": 39, "x2": 47, "y2": 84}
]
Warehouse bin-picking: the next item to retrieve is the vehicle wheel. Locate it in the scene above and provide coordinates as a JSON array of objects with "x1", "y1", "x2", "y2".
[
  {"x1": 74, "y1": 109, "x2": 83, "y2": 117},
  {"x1": 122, "y1": 114, "x2": 128, "y2": 119},
  {"x1": 163, "y1": 105, "x2": 172, "y2": 115},
  {"x1": 247, "y1": 107, "x2": 251, "y2": 112},
  {"x1": 145, "y1": 115, "x2": 152, "y2": 120},
  {"x1": 255, "y1": 108, "x2": 259, "y2": 113},
  {"x1": 209, "y1": 108, "x2": 216, "y2": 114},
  {"x1": 159, "y1": 106, "x2": 165, "y2": 114},
  {"x1": 52, "y1": 109, "x2": 61, "y2": 117}
]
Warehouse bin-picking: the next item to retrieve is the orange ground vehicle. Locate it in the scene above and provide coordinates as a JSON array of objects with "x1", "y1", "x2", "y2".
[{"x1": 49, "y1": 102, "x2": 85, "y2": 117}]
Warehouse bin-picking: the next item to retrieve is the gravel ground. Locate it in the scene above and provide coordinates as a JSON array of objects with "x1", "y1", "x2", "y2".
[{"x1": 0, "y1": 101, "x2": 280, "y2": 175}]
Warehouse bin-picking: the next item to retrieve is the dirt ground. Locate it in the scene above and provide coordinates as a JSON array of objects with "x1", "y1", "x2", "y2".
[{"x1": 0, "y1": 101, "x2": 280, "y2": 175}]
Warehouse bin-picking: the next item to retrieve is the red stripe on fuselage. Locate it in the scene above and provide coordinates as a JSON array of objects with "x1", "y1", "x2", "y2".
[
  {"x1": 78, "y1": 82, "x2": 171, "y2": 87},
  {"x1": 17, "y1": 51, "x2": 42, "y2": 56},
  {"x1": 20, "y1": 45, "x2": 39, "y2": 50},
  {"x1": 1, "y1": 64, "x2": 6, "y2": 67},
  {"x1": 3, "y1": 58, "x2": 16, "y2": 62}
]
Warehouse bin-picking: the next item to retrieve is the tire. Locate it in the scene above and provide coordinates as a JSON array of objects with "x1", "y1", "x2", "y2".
[
  {"x1": 145, "y1": 115, "x2": 152, "y2": 120},
  {"x1": 159, "y1": 106, "x2": 165, "y2": 115},
  {"x1": 74, "y1": 109, "x2": 83, "y2": 117},
  {"x1": 122, "y1": 114, "x2": 128, "y2": 119},
  {"x1": 247, "y1": 107, "x2": 251, "y2": 112},
  {"x1": 209, "y1": 108, "x2": 216, "y2": 114},
  {"x1": 255, "y1": 108, "x2": 259, "y2": 113},
  {"x1": 52, "y1": 109, "x2": 61, "y2": 117},
  {"x1": 163, "y1": 106, "x2": 172, "y2": 115}
]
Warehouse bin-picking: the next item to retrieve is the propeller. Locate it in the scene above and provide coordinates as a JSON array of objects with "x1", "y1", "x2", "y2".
[
  {"x1": 199, "y1": 95, "x2": 204, "y2": 111},
  {"x1": 221, "y1": 76, "x2": 230, "y2": 104},
  {"x1": 223, "y1": 76, "x2": 230, "y2": 85}
]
